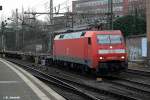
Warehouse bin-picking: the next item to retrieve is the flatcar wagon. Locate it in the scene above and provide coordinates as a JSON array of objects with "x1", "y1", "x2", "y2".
[{"x1": 53, "y1": 30, "x2": 128, "y2": 75}]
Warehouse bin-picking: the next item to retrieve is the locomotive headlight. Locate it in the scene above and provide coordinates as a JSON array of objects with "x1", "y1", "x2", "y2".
[
  {"x1": 121, "y1": 56, "x2": 125, "y2": 59},
  {"x1": 100, "y1": 57, "x2": 103, "y2": 60}
]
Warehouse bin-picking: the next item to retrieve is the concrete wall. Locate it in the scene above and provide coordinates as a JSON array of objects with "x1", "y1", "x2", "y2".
[{"x1": 126, "y1": 35, "x2": 146, "y2": 61}]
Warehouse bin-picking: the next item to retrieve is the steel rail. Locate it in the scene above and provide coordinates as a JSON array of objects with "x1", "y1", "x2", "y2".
[
  {"x1": 8, "y1": 59, "x2": 138, "y2": 100},
  {"x1": 127, "y1": 69, "x2": 150, "y2": 77},
  {"x1": 9, "y1": 60, "x2": 101, "y2": 100}
]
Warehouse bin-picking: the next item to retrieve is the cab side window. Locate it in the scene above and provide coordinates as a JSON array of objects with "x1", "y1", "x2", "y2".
[{"x1": 88, "y1": 37, "x2": 91, "y2": 45}]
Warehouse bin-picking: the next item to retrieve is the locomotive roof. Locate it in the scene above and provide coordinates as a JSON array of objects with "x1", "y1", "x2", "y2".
[
  {"x1": 57, "y1": 30, "x2": 121, "y2": 35},
  {"x1": 54, "y1": 30, "x2": 122, "y2": 40}
]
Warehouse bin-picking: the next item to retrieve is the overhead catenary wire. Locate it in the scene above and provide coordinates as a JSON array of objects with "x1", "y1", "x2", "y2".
[{"x1": 25, "y1": 0, "x2": 73, "y2": 18}]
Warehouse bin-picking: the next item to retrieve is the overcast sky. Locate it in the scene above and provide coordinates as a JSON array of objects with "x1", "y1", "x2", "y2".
[{"x1": 0, "y1": 0, "x2": 74, "y2": 21}]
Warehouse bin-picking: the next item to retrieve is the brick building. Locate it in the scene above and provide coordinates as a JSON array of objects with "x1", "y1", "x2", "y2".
[
  {"x1": 127, "y1": 0, "x2": 146, "y2": 17},
  {"x1": 72, "y1": 0, "x2": 128, "y2": 25},
  {"x1": 72, "y1": 0, "x2": 146, "y2": 26}
]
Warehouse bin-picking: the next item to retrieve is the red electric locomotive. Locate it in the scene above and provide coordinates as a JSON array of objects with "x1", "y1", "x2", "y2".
[{"x1": 53, "y1": 30, "x2": 128, "y2": 75}]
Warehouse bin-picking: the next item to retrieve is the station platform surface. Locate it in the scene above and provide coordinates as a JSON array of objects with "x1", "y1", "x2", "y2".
[{"x1": 0, "y1": 58, "x2": 66, "y2": 100}]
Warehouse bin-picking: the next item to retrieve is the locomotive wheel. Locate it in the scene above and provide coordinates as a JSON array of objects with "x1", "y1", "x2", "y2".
[
  {"x1": 81, "y1": 65, "x2": 91, "y2": 74},
  {"x1": 96, "y1": 64, "x2": 108, "y2": 76},
  {"x1": 121, "y1": 61, "x2": 128, "y2": 71}
]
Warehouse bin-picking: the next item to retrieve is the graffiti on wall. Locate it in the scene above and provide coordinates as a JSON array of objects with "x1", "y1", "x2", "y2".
[{"x1": 128, "y1": 46, "x2": 142, "y2": 61}]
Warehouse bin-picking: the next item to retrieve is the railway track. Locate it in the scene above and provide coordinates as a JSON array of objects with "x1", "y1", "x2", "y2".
[
  {"x1": 117, "y1": 69, "x2": 150, "y2": 86},
  {"x1": 104, "y1": 77, "x2": 150, "y2": 98},
  {"x1": 7, "y1": 60, "x2": 100, "y2": 100},
  {"x1": 127, "y1": 69, "x2": 150, "y2": 77},
  {"x1": 6, "y1": 60, "x2": 142, "y2": 100},
  {"x1": 6, "y1": 59, "x2": 147, "y2": 100}
]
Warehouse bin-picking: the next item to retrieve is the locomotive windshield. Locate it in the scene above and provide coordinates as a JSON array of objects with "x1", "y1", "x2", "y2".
[{"x1": 97, "y1": 34, "x2": 123, "y2": 44}]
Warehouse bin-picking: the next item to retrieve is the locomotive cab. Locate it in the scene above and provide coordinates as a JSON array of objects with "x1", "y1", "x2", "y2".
[{"x1": 93, "y1": 31, "x2": 128, "y2": 74}]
